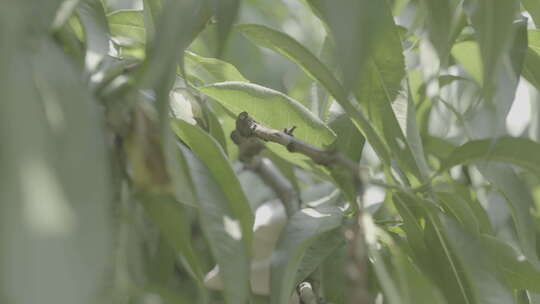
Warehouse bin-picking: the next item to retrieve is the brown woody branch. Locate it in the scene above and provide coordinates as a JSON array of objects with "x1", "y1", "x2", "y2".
[{"x1": 234, "y1": 111, "x2": 364, "y2": 189}]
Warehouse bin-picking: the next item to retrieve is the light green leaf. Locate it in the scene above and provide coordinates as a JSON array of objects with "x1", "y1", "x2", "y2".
[
  {"x1": 77, "y1": 0, "x2": 110, "y2": 72},
  {"x1": 523, "y1": 49, "x2": 540, "y2": 90},
  {"x1": 199, "y1": 81, "x2": 336, "y2": 148},
  {"x1": 420, "y1": 0, "x2": 464, "y2": 61},
  {"x1": 177, "y1": 143, "x2": 251, "y2": 304},
  {"x1": 434, "y1": 192, "x2": 480, "y2": 234},
  {"x1": 184, "y1": 51, "x2": 248, "y2": 85},
  {"x1": 451, "y1": 40, "x2": 483, "y2": 85},
  {"x1": 172, "y1": 119, "x2": 253, "y2": 248},
  {"x1": 270, "y1": 205, "x2": 343, "y2": 304},
  {"x1": 321, "y1": 244, "x2": 346, "y2": 304},
  {"x1": 439, "y1": 137, "x2": 540, "y2": 176},
  {"x1": 107, "y1": 9, "x2": 145, "y2": 46},
  {"x1": 530, "y1": 30, "x2": 540, "y2": 56}
]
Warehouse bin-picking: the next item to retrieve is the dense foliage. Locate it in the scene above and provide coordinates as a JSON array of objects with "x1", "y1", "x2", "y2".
[{"x1": 2, "y1": 0, "x2": 540, "y2": 303}]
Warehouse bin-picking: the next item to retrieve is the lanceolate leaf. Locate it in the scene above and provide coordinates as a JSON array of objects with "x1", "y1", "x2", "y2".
[
  {"x1": 522, "y1": 0, "x2": 540, "y2": 29},
  {"x1": 107, "y1": 9, "x2": 145, "y2": 45},
  {"x1": 438, "y1": 214, "x2": 516, "y2": 304},
  {"x1": 439, "y1": 137, "x2": 540, "y2": 176},
  {"x1": 139, "y1": 193, "x2": 204, "y2": 283},
  {"x1": 177, "y1": 144, "x2": 251, "y2": 304},
  {"x1": 184, "y1": 51, "x2": 248, "y2": 85},
  {"x1": 215, "y1": 0, "x2": 240, "y2": 56},
  {"x1": 172, "y1": 119, "x2": 253, "y2": 248},
  {"x1": 353, "y1": 4, "x2": 426, "y2": 182},
  {"x1": 199, "y1": 81, "x2": 336, "y2": 148},
  {"x1": 481, "y1": 235, "x2": 540, "y2": 292},
  {"x1": 236, "y1": 24, "x2": 347, "y2": 103},
  {"x1": 463, "y1": 0, "x2": 519, "y2": 92},
  {"x1": 235, "y1": 24, "x2": 390, "y2": 167},
  {"x1": 270, "y1": 205, "x2": 343, "y2": 304}
]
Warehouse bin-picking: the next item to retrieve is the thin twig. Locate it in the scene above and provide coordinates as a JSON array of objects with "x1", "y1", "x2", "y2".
[{"x1": 231, "y1": 129, "x2": 300, "y2": 216}]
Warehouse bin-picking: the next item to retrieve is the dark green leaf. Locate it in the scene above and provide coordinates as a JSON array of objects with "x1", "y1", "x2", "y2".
[
  {"x1": 173, "y1": 119, "x2": 253, "y2": 247},
  {"x1": 439, "y1": 137, "x2": 540, "y2": 176},
  {"x1": 215, "y1": 0, "x2": 240, "y2": 56},
  {"x1": 177, "y1": 143, "x2": 251, "y2": 304},
  {"x1": 270, "y1": 205, "x2": 343, "y2": 304}
]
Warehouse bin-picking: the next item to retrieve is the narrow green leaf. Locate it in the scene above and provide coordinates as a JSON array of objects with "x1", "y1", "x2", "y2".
[
  {"x1": 420, "y1": 0, "x2": 464, "y2": 62},
  {"x1": 172, "y1": 119, "x2": 253, "y2": 247},
  {"x1": 523, "y1": 49, "x2": 540, "y2": 91},
  {"x1": 439, "y1": 137, "x2": 540, "y2": 176},
  {"x1": 353, "y1": 5, "x2": 426, "y2": 182},
  {"x1": 215, "y1": 0, "x2": 240, "y2": 56},
  {"x1": 477, "y1": 164, "x2": 538, "y2": 261},
  {"x1": 306, "y1": 0, "x2": 387, "y2": 93},
  {"x1": 107, "y1": 9, "x2": 145, "y2": 46},
  {"x1": 235, "y1": 23, "x2": 390, "y2": 167},
  {"x1": 184, "y1": 51, "x2": 248, "y2": 85},
  {"x1": 77, "y1": 0, "x2": 110, "y2": 72},
  {"x1": 439, "y1": 214, "x2": 516, "y2": 304},
  {"x1": 463, "y1": 0, "x2": 519, "y2": 91},
  {"x1": 321, "y1": 244, "x2": 346, "y2": 304},
  {"x1": 140, "y1": 193, "x2": 204, "y2": 282},
  {"x1": 435, "y1": 192, "x2": 480, "y2": 234},
  {"x1": 177, "y1": 143, "x2": 251, "y2": 304},
  {"x1": 482, "y1": 235, "x2": 540, "y2": 292},
  {"x1": 199, "y1": 81, "x2": 336, "y2": 149},
  {"x1": 392, "y1": 193, "x2": 430, "y2": 263},
  {"x1": 451, "y1": 40, "x2": 483, "y2": 85},
  {"x1": 270, "y1": 205, "x2": 343, "y2": 304},
  {"x1": 236, "y1": 24, "x2": 347, "y2": 103}
]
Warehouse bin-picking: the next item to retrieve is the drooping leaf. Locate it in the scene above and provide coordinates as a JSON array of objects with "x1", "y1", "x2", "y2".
[
  {"x1": 172, "y1": 119, "x2": 253, "y2": 247},
  {"x1": 321, "y1": 244, "x2": 346, "y2": 304},
  {"x1": 215, "y1": 0, "x2": 240, "y2": 56},
  {"x1": 139, "y1": 193, "x2": 204, "y2": 283},
  {"x1": 481, "y1": 235, "x2": 540, "y2": 292},
  {"x1": 177, "y1": 143, "x2": 251, "y2": 304},
  {"x1": 353, "y1": 4, "x2": 427, "y2": 182},
  {"x1": 236, "y1": 24, "x2": 347, "y2": 103},
  {"x1": 270, "y1": 205, "x2": 343, "y2": 304},
  {"x1": 420, "y1": 0, "x2": 465, "y2": 62},
  {"x1": 306, "y1": 0, "x2": 387, "y2": 93},
  {"x1": 463, "y1": 0, "x2": 519, "y2": 93},
  {"x1": 199, "y1": 81, "x2": 336, "y2": 146},
  {"x1": 477, "y1": 164, "x2": 538, "y2": 261},
  {"x1": 451, "y1": 41, "x2": 483, "y2": 84},
  {"x1": 184, "y1": 51, "x2": 248, "y2": 85},
  {"x1": 524, "y1": 30, "x2": 540, "y2": 90},
  {"x1": 108, "y1": 9, "x2": 145, "y2": 46},
  {"x1": 439, "y1": 137, "x2": 540, "y2": 176},
  {"x1": 439, "y1": 214, "x2": 516, "y2": 304},
  {"x1": 235, "y1": 23, "x2": 390, "y2": 167}
]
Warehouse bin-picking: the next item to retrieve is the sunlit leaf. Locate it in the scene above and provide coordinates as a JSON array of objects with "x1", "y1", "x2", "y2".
[
  {"x1": 108, "y1": 9, "x2": 145, "y2": 46},
  {"x1": 184, "y1": 51, "x2": 248, "y2": 85}
]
